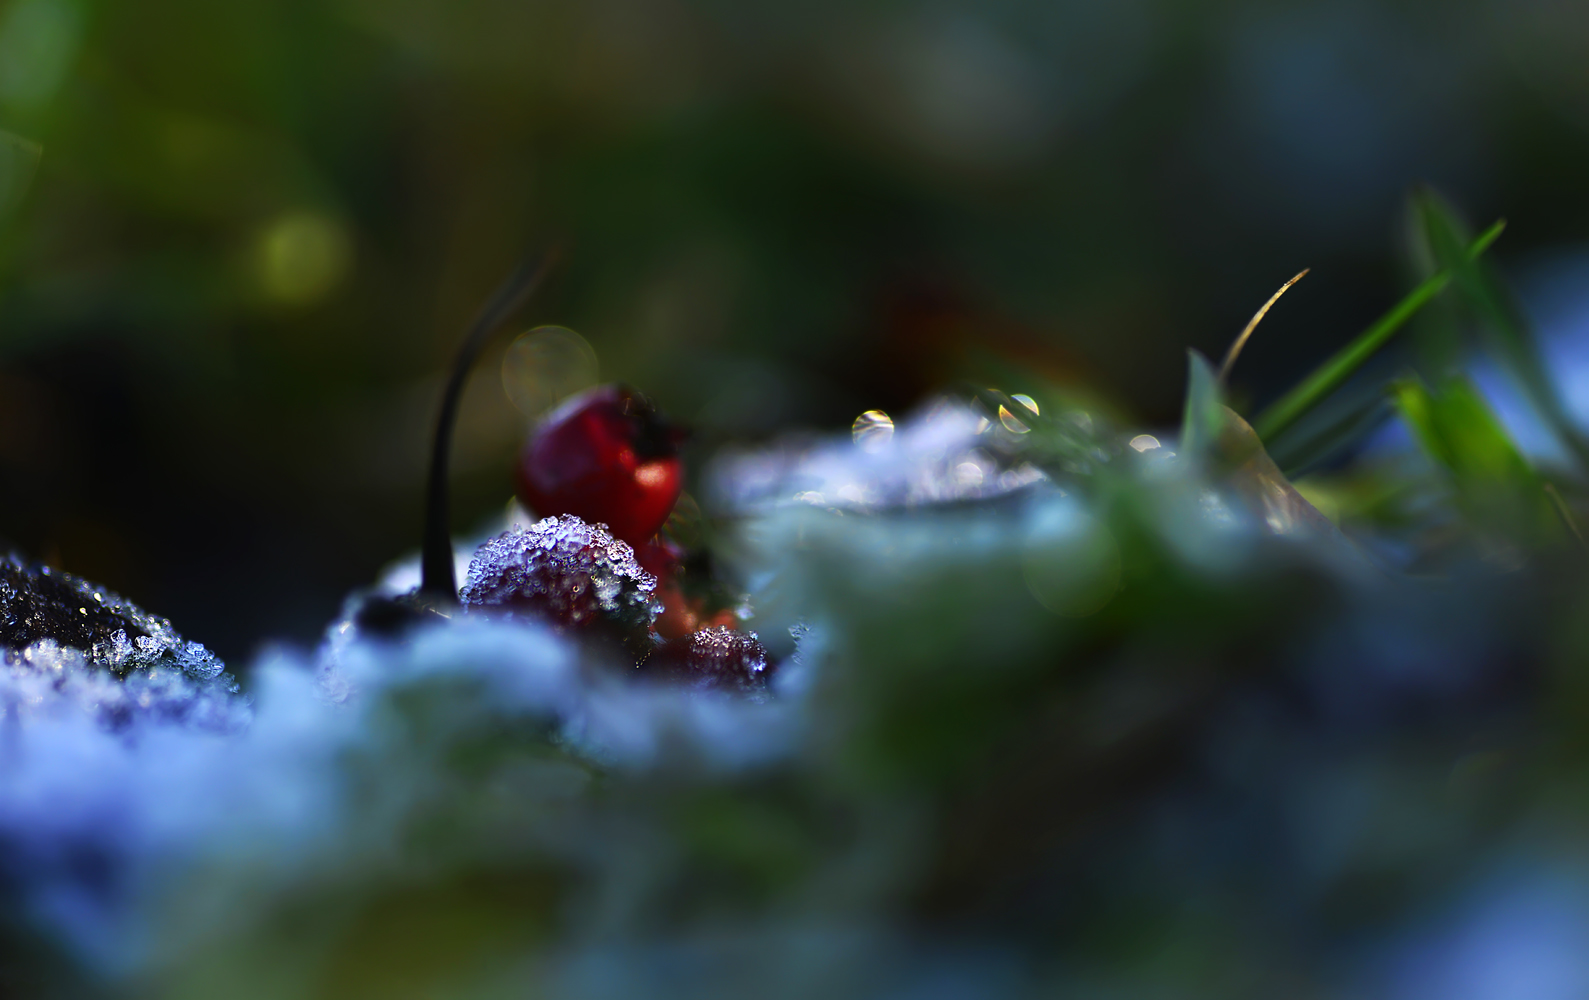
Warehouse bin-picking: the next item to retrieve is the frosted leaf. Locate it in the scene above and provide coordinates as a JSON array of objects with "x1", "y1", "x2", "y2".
[{"x1": 461, "y1": 516, "x2": 660, "y2": 650}]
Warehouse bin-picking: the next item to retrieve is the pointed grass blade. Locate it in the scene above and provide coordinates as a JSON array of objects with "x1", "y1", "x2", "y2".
[
  {"x1": 1179, "y1": 350, "x2": 1226, "y2": 460},
  {"x1": 1390, "y1": 374, "x2": 1559, "y2": 545},
  {"x1": 1252, "y1": 220, "x2": 1505, "y2": 443},
  {"x1": 1415, "y1": 192, "x2": 1589, "y2": 470},
  {"x1": 1219, "y1": 269, "x2": 1309, "y2": 384}
]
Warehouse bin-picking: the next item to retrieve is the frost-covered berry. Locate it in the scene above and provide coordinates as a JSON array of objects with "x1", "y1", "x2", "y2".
[
  {"x1": 460, "y1": 515, "x2": 660, "y2": 650},
  {"x1": 640, "y1": 625, "x2": 772, "y2": 692}
]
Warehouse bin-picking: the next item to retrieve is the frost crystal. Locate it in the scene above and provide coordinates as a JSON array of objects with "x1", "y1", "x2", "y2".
[
  {"x1": 710, "y1": 398, "x2": 1048, "y2": 514},
  {"x1": 461, "y1": 516, "x2": 660, "y2": 649},
  {"x1": 0, "y1": 553, "x2": 245, "y2": 732},
  {"x1": 642, "y1": 626, "x2": 772, "y2": 693}
]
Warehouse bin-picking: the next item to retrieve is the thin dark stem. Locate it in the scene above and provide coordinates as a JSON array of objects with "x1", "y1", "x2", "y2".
[{"x1": 420, "y1": 254, "x2": 554, "y2": 600}]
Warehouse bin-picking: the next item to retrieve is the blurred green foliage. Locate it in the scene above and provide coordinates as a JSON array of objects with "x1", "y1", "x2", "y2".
[
  {"x1": 0, "y1": 129, "x2": 39, "y2": 225},
  {"x1": 1391, "y1": 373, "x2": 1558, "y2": 546}
]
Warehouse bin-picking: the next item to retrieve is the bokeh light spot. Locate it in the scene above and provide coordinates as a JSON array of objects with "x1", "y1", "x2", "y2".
[
  {"x1": 1022, "y1": 503, "x2": 1122, "y2": 617},
  {"x1": 256, "y1": 211, "x2": 352, "y2": 306},
  {"x1": 501, "y1": 326, "x2": 599, "y2": 419}
]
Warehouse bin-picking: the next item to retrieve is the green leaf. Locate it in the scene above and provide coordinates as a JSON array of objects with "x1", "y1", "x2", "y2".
[
  {"x1": 1183, "y1": 351, "x2": 1337, "y2": 539},
  {"x1": 1390, "y1": 373, "x2": 1559, "y2": 546},
  {"x1": 1179, "y1": 350, "x2": 1226, "y2": 461},
  {"x1": 1252, "y1": 219, "x2": 1505, "y2": 443},
  {"x1": 1414, "y1": 190, "x2": 1589, "y2": 470}
]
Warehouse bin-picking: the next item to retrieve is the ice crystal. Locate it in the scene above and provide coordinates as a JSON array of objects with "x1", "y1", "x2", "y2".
[
  {"x1": 461, "y1": 515, "x2": 661, "y2": 649},
  {"x1": 711, "y1": 398, "x2": 1048, "y2": 514},
  {"x1": 641, "y1": 626, "x2": 772, "y2": 693},
  {"x1": 0, "y1": 641, "x2": 245, "y2": 734},
  {"x1": 1, "y1": 553, "x2": 224, "y2": 678},
  {"x1": 0, "y1": 552, "x2": 242, "y2": 732}
]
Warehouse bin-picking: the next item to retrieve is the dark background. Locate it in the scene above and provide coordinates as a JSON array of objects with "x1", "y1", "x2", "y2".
[{"x1": 0, "y1": 0, "x2": 1585, "y2": 662}]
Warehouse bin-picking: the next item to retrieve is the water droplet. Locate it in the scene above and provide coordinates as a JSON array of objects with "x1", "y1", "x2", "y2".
[
  {"x1": 852, "y1": 409, "x2": 895, "y2": 452},
  {"x1": 1129, "y1": 434, "x2": 1161, "y2": 452},
  {"x1": 954, "y1": 461, "x2": 984, "y2": 486},
  {"x1": 998, "y1": 405, "x2": 1030, "y2": 434},
  {"x1": 501, "y1": 326, "x2": 599, "y2": 419}
]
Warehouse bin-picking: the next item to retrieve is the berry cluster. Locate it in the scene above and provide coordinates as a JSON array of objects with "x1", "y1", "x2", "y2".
[
  {"x1": 411, "y1": 261, "x2": 776, "y2": 692},
  {"x1": 475, "y1": 385, "x2": 771, "y2": 690}
]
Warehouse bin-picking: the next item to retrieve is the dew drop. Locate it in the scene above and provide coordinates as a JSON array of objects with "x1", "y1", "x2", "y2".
[
  {"x1": 852, "y1": 409, "x2": 895, "y2": 452},
  {"x1": 954, "y1": 461, "x2": 985, "y2": 486},
  {"x1": 998, "y1": 405, "x2": 1030, "y2": 434}
]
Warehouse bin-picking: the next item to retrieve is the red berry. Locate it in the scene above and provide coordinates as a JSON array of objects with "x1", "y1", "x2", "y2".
[{"x1": 516, "y1": 385, "x2": 684, "y2": 550}]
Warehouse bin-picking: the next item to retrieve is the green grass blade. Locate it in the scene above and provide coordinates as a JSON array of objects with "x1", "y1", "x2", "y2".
[
  {"x1": 1252, "y1": 220, "x2": 1505, "y2": 442},
  {"x1": 1416, "y1": 192, "x2": 1589, "y2": 470},
  {"x1": 1179, "y1": 349, "x2": 1225, "y2": 459},
  {"x1": 1390, "y1": 373, "x2": 1559, "y2": 545},
  {"x1": 1267, "y1": 391, "x2": 1394, "y2": 479}
]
